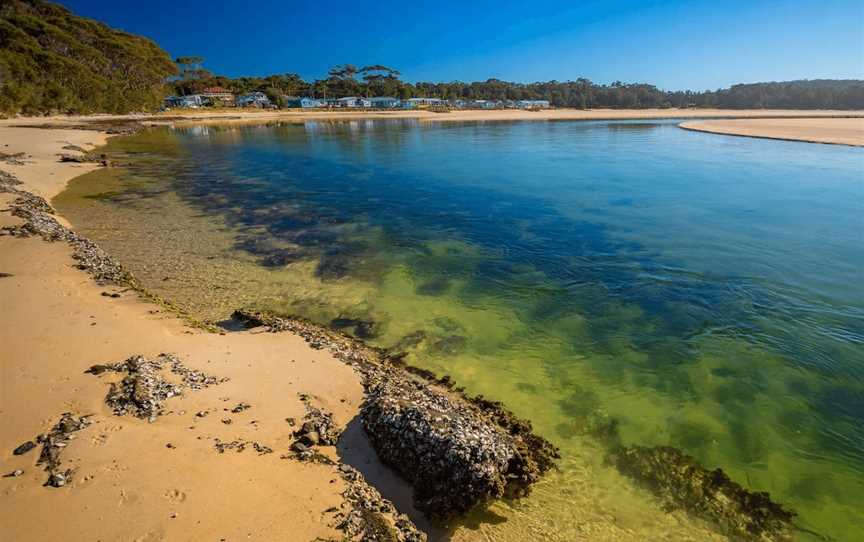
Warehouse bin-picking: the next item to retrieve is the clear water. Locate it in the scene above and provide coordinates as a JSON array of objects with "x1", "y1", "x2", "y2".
[{"x1": 55, "y1": 119, "x2": 864, "y2": 541}]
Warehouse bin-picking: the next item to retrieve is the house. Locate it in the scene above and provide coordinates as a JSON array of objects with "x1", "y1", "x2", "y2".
[
  {"x1": 406, "y1": 97, "x2": 445, "y2": 107},
  {"x1": 368, "y1": 96, "x2": 400, "y2": 108},
  {"x1": 471, "y1": 99, "x2": 499, "y2": 109},
  {"x1": 164, "y1": 94, "x2": 204, "y2": 108},
  {"x1": 336, "y1": 97, "x2": 360, "y2": 108},
  {"x1": 336, "y1": 97, "x2": 372, "y2": 108},
  {"x1": 200, "y1": 86, "x2": 234, "y2": 105},
  {"x1": 284, "y1": 96, "x2": 324, "y2": 108},
  {"x1": 236, "y1": 92, "x2": 271, "y2": 108},
  {"x1": 516, "y1": 100, "x2": 551, "y2": 109}
]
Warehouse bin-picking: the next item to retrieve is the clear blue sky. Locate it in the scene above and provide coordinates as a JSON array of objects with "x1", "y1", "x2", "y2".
[{"x1": 60, "y1": 0, "x2": 863, "y2": 90}]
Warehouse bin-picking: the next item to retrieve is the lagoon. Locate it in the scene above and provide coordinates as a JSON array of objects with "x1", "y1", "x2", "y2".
[{"x1": 55, "y1": 119, "x2": 864, "y2": 540}]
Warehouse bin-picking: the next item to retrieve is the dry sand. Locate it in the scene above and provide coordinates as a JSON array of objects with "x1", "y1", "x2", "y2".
[
  {"x1": 0, "y1": 124, "x2": 366, "y2": 541},
  {"x1": 8, "y1": 107, "x2": 863, "y2": 128},
  {"x1": 679, "y1": 117, "x2": 864, "y2": 146}
]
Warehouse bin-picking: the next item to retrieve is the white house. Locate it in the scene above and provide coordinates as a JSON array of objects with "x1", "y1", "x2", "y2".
[
  {"x1": 284, "y1": 96, "x2": 324, "y2": 108},
  {"x1": 368, "y1": 97, "x2": 400, "y2": 108},
  {"x1": 407, "y1": 97, "x2": 445, "y2": 107},
  {"x1": 516, "y1": 100, "x2": 551, "y2": 109},
  {"x1": 336, "y1": 97, "x2": 363, "y2": 108}
]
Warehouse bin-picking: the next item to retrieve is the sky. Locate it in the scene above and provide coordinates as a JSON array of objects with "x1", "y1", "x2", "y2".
[{"x1": 60, "y1": 0, "x2": 863, "y2": 91}]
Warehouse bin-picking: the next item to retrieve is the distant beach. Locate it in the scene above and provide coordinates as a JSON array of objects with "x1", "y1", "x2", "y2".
[{"x1": 679, "y1": 117, "x2": 864, "y2": 146}]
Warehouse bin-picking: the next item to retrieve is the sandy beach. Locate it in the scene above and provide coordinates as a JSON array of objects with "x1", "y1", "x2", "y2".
[
  {"x1": 0, "y1": 124, "x2": 391, "y2": 541},
  {"x1": 679, "y1": 117, "x2": 864, "y2": 146},
  {"x1": 8, "y1": 107, "x2": 863, "y2": 127}
]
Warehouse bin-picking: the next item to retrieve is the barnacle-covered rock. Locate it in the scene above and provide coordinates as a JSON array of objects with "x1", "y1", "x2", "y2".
[{"x1": 232, "y1": 309, "x2": 559, "y2": 518}]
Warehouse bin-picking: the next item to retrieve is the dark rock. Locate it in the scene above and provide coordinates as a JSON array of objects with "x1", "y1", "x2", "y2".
[
  {"x1": 230, "y1": 402, "x2": 251, "y2": 413},
  {"x1": 394, "y1": 330, "x2": 427, "y2": 351},
  {"x1": 331, "y1": 317, "x2": 380, "y2": 339},
  {"x1": 362, "y1": 378, "x2": 557, "y2": 518},
  {"x1": 291, "y1": 398, "x2": 340, "y2": 456},
  {"x1": 609, "y1": 445, "x2": 796, "y2": 541},
  {"x1": 315, "y1": 252, "x2": 351, "y2": 280},
  {"x1": 4, "y1": 469, "x2": 24, "y2": 478},
  {"x1": 0, "y1": 272, "x2": 13, "y2": 278},
  {"x1": 13, "y1": 441, "x2": 36, "y2": 456},
  {"x1": 34, "y1": 413, "x2": 92, "y2": 488}
]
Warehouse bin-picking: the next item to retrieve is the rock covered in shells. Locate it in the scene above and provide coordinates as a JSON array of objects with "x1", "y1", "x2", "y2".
[
  {"x1": 363, "y1": 378, "x2": 544, "y2": 518},
  {"x1": 609, "y1": 445, "x2": 796, "y2": 541},
  {"x1": 87, "y1": 353, "x2": 227, "y2": 421},
  {"x1": 233, "y1": 309, "x2": 559, "y2": 518}
]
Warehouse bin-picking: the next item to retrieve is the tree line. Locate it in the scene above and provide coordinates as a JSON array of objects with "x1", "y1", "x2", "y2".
[
  {"x1": 1, "y1": 1, "x2": 862, "y2": 116},
  {"x1": 173, "y1": 61, "x2": 864, "y2": 110}
]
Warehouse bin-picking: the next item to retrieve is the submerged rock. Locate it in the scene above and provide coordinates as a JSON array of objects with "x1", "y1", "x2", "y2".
[
  {"x1": 428, "y1": 334, "x2": 467, "y2": 355},
  {"x1": 608, "y1": 445, "x2": 796, "y2": 541},
  {"x1": 331, "y1": 316, "x2": 380, "y2": 339}
]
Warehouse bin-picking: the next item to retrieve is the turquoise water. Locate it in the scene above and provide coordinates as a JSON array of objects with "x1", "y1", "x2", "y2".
[{"x1": 56, "y1": 119, "x2": 864, "y2": 540}]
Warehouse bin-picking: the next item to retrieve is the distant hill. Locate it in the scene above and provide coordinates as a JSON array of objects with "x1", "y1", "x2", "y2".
[
  {"x1": 707, "y1": 80, "x2": 864, "y2": 109},
  {"x1": 0, "y1": 0, "x2": 176, "y2": 116}
]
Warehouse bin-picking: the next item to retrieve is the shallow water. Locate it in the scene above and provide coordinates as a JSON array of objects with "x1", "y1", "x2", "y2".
[{"x1": 55, "y1": 119, "x2": 864, "y2": 540}]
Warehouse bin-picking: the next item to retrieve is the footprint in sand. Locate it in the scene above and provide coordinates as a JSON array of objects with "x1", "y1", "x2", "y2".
[{"x1": 163, "y1": 488, "x2": 186, "y2": 503}]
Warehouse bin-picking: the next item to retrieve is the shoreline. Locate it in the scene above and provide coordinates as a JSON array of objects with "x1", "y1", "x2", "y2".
[
  {"x1": 679, "y1": 117, "x2": 864, "y2": 147},
  {"x1": 0, "y1": 124, "x2": 422, "y2": 541},
  {"x1": 0, "y1": 116, "x2": 816, "y2": 541}
]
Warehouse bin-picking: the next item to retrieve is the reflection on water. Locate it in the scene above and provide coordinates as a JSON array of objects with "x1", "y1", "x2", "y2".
[{"x1": 55, "y1": 119, "x2": 864, "y2": 541}]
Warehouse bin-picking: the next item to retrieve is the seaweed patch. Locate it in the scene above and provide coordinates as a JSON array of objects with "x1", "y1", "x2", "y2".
[{"x1": 608, "y1": 445, "x2": 796, "y2": 541}]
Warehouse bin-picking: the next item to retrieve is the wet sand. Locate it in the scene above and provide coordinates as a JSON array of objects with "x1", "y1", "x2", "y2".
[
  {"x1": 679, "y1": 117, "x2": 864, "y2": 146},
  {"x1": 0, "y1": 124, "x2": 366, "y2": 541}
]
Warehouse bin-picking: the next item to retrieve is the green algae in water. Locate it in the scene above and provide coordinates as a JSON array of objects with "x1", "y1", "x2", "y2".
[{"x1": 55, "y1": 121, "x2": 864, "y2": 541}]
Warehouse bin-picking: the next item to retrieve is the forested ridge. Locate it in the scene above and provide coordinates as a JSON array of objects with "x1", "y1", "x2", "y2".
[
  {"x1": 1, "y1": 1, "x2": 862, "y2": 116},
  {"x1": 0, "y1": 0, "x2": 176, "y2": 115}
]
